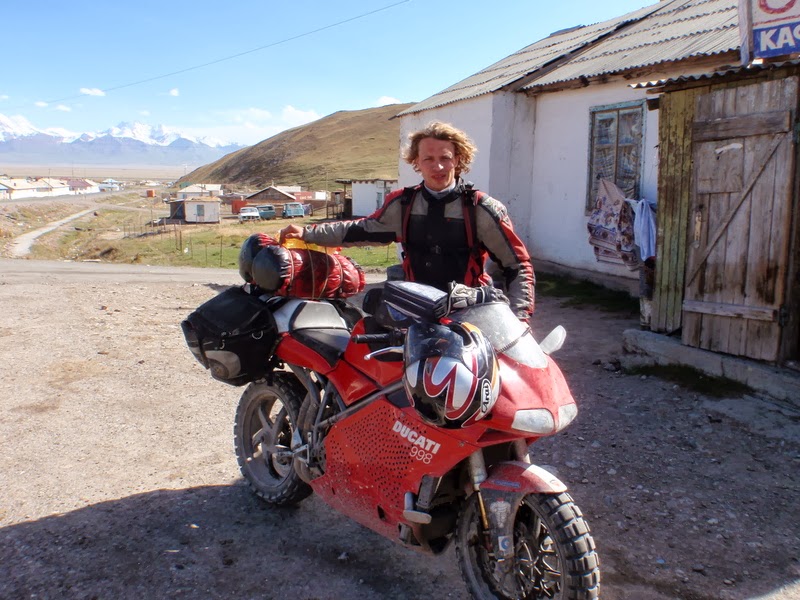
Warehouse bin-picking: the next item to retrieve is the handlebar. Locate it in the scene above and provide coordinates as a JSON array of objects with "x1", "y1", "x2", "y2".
[
  {"x1": 352, "y1": 333, "x2": 393, "y2": 344},
  {"x1": 352, "y1": 329, "x2": 406, "y2": 346}
]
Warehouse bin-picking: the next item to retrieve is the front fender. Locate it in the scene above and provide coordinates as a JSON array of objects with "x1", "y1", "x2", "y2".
[
  {"x1": 476, "y1": 461, "x2": 568, "y2": 562},
  {"x1": 480, "y1": 461, "x2": 567, "y2": 495}
]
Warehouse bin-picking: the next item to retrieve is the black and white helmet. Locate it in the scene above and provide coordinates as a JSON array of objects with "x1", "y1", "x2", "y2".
[{"x1": 403, "y1": 321, "x2": 500, "y2": 428}]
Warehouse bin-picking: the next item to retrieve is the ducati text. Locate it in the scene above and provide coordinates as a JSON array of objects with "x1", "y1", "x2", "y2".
[{"x1": 392, "y1": 420, "x2": 441, "y2": 455}]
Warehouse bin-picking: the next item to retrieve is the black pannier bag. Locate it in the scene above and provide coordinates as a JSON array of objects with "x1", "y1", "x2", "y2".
[{"x1": 181, "y1": 286, "x2": 279, "y2": 386}]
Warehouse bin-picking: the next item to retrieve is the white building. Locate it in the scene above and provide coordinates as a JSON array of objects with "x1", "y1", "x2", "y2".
[
  {"x1": 351, "y1": 179, "x2": 399, "y2": 217},
  {"x1": 396, "y1": 0, "x2": 739, "y2": 290},
  {"x1": 177, "y1": 183, "x2": 223, "y2": 199},
  {"x1": 0, "y1": 177, "x2": 71, "y2": 199},
  {"x1": 184, "y1": 198, "x2": 220, "y2": 223}
]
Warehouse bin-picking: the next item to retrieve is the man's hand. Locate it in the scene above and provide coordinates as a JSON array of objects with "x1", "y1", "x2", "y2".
[
  {"x1": 438, "y1": 282, "x2": 509, "y2": 315},
  {"x1": 279, "y1": 224, "x2": 304, "y2": 245}
]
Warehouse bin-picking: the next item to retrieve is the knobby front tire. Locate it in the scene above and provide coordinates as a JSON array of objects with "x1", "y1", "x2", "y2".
[{"x1": 456, "y1": 491, "x2": 600, "y2": 599}]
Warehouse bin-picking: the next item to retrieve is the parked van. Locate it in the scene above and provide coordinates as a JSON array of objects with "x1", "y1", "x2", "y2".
[
  {"x1": 282, "y1": 202, "x2": 305, "y2": 218},
  {"x1": 257, "y1": 204, "x2": 277, "y2": 220}
]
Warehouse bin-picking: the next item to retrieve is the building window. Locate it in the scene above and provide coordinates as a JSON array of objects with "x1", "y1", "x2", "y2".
[
  {"x1": 376, "y1": 191, "x2": 384, "y2": 210},
  {"x1": 586, "y1": 101, "x2": 644, "y2": 211}
]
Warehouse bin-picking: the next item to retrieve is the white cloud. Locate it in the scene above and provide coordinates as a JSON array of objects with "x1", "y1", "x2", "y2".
[
  {"x1": 169, "y1": 88, "x2": 180, "y2": 97},
  {"x1": 34, "y1": 101, "x2": 48, "y2": 108},
  {"x1": 0, "y1": 95, "x2": 8, "y2": 101},
  {"x1": 56, "y1": 105, "x2": 71, "y2": 112},
  {"x1": 376, "y1": 96, "x2": 401, "y2": 106},
  {"x1": 282, "y1": 105, "x2": 320, "y2": 127},
  {"x1": 80, "y1": 88, "x2": 106, "y2": 97},
  {"x1": 139, "y1": 110, "x2": 151, "y2": 117}
]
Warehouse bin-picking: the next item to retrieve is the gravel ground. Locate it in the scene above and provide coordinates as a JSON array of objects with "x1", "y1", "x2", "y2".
[{"x1": 0, "y1": 258, "x2": 798, "y2": 600}]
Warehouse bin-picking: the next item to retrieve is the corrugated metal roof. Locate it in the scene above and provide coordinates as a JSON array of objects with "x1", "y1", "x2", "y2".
[
  {"x1": 524, "y1": 0, "x2": 738, "y2": 89},
  {"x1": 631, "y1": 58, "x2": 800, "y2": 88},
  {"x1": 396, "y1": 2, "x2": 663, "y2": 116},
  {"x1": 397, "y1": 0, "x2": 739, "y2": 117}
]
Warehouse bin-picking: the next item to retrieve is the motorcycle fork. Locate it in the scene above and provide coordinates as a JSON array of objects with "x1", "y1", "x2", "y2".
[
  {"x1": 468, "y1": 452, "x2": 493, "y2": 547},
  {"x1": 470, "y1": 442, "x2": 529, "y2": 553}
]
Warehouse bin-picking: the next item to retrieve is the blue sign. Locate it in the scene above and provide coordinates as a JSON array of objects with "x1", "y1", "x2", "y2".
[{"x1": 753, "y1": 20, "x2": 800, "y2": 57}]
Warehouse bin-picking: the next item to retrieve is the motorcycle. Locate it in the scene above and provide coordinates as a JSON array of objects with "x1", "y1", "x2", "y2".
[{"x1": 182, "y1": 275, "x2": 600, "y2": 600}]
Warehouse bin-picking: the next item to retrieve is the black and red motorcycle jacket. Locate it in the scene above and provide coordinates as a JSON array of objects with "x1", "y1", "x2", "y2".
[{"x1": 301, "y1": 180, "x2": 535, "y2": 318}]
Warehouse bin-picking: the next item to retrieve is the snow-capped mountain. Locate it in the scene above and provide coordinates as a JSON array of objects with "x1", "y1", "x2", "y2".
[{"x1": 0, "y1": 114, "x2": 244, "y2": 167}]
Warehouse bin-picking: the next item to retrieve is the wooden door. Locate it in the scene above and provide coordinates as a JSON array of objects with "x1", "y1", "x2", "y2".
[{"x1": 683, "y1": 77, "x2": 798, "y2": 362}]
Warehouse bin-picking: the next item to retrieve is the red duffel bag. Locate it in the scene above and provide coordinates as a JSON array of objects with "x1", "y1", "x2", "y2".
[{"x1": 239, "y1": 233, "x2": 365, "y2": 299}]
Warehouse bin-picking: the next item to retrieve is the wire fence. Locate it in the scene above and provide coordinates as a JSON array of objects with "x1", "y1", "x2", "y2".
[{"x1": 119, "y1": 217, "x2": 240, "y2": 267}]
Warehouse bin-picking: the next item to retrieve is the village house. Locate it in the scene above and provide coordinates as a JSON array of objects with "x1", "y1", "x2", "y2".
[
  {"x1": 99, "y1": 179, "x2": 122, "y2": 192},
  {"x1": 167, "y1": 198, "x2": 221, "y2": 223},
  {"x1": 245, "y1": 185, "x2": 297, "y2": 205},
  {"x1": 67, "y1": 179, "x2": 100, "y2": 194},
  {"x1": 351, "y1": 179, "x2": 399, "y2": 217},
  {"x1": 177, "y1": 183, "x2": 223, "y2": 200},
  {"x1": 395, "y1": 0, "x2": 800, "y2": 385},
  {"x1": 0, "y1": 177, "x2": 71, "y2": 199}
]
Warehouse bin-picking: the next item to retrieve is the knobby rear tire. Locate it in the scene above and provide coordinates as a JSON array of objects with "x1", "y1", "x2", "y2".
[
  {"x1": 456, "y1": 491, "x2": 600, "y2": 600},
  {"x1": 234, "y1": 374, "x2": 312, "y2": 506}
]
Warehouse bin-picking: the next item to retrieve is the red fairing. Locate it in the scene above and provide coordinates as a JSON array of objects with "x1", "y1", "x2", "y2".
[
  {"x1": 325, "y1": 359, "x2": 379, "y2": 404},
  {"x1": 275, "y1": 335, "x2": 337, "y2": 374},
  {"x1": 309, "y1": 399, "x2": 477, "y2": 539},
  {"x1": 487, "y1": 353, "x2": 576, "y2": 436},
  {"x1": 341, "y1": 320, "x2": 404, "y2": 389}
]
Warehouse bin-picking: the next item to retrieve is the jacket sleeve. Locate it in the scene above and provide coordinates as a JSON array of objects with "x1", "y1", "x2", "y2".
[
  {"x1": 475, "y1": 196, "x2": 535, "y2": 319},
  {"x1": 302, "y1": 189, "x2": 405, "y2": 247}
]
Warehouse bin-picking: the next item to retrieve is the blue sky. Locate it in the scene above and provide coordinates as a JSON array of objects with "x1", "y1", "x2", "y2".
[{"x1": 2, "y1": 0, "x2": 657, "y2": 145}]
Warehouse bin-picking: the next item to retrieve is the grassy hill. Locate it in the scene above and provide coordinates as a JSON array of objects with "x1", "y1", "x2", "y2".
[{"x1": 178, "y1": 103, "x2": 415, "y2": 192}]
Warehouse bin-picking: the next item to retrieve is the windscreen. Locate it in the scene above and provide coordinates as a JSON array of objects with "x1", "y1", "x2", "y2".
[{"x1": 450, "y1": 303, "x2": 548, "y2": 368}]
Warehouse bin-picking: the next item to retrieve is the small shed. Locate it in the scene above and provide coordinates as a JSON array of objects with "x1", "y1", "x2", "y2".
[
  {"x1": 351, "y1": 179, "x2": 399, "y2": 217},
  {"x1": 168, "y1": 199, "x2": 221, "y2": 223},
  {"x1": 647, "y1": 62, "x2": 800, "y2": 364}
]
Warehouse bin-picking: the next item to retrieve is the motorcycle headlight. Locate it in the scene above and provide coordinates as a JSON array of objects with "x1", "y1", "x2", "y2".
[
  {"x1": 511, "y1": 409, "x2": 555, "y2": 434},
  {"x1": 512, "y1": 404, "x2": 578, "y2": 434}
]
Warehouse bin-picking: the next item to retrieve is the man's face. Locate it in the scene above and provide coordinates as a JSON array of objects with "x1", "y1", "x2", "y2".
[{"x1": 414, "y1": 138, "x2": 459, "y2": 192}]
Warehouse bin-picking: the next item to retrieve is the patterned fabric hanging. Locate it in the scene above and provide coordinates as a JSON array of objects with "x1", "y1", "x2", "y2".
[{"x1": 586, "y1": 178, "x2": 639, "y2": 270}]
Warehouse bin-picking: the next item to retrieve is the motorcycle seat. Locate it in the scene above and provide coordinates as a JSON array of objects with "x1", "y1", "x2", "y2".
[{"x1": 272, "y1": 299, "x2": 351, "y2": 366}]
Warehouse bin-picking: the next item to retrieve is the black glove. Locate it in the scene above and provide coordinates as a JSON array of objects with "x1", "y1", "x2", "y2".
[{"x1": 439, "y1": 282, "x2": 509, "y2": 315}]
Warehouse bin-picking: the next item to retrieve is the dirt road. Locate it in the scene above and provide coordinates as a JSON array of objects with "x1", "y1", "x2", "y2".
[{"x1": 0, "y1": 259, "x2": 797, "y2": 600}]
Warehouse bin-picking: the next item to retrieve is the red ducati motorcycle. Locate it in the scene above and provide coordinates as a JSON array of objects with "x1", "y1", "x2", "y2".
[{"x1": 183, "y1": 277, "x2": 600, "y2": 599}]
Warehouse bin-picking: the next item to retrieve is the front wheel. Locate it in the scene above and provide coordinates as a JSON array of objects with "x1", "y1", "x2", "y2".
[
  {"x1": 234, "y1": 374, "x2": 312, "y2": 506},
  {"x1": 456, "y1": 492, "x2": 599, "y2": 599}
]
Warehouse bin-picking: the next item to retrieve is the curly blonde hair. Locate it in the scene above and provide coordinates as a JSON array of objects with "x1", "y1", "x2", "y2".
[{"x1": 403, "y1": 121, "x2": 477, "y2": 176}]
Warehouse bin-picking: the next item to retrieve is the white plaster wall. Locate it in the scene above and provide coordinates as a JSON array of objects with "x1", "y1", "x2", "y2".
[
  {"x1": 527, "y1": 82, "x2": 659, "y2": 278},
  {"x1": 351, "y1": 180, "x2": 400, "y2": 217},
  {"x1": 186, "y1": 201, "x2": 220, "y2": 223},
  {"x1": 352, "y1": 181, "x2": 379, "y2": 217}
]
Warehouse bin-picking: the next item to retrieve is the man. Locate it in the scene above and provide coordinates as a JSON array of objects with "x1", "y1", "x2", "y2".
[{"x1": 279, "y1": 121, "x2": 535, "y2": 319}]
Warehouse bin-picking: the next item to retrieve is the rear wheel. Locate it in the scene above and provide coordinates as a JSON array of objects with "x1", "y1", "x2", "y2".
[
  {"x1": 456, "y1": 492, "x2": 599, "y2": 599},
  {"x1": 234, "y1": 374, "x2": 312, "y2": 506}
]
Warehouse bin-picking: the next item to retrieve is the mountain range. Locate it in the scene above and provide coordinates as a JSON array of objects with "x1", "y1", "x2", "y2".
[{"x1": 0, "y1": 115, "x2": 244, "y2": 168}]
